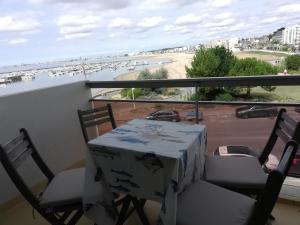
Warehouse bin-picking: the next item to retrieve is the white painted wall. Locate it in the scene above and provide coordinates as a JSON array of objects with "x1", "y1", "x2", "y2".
[{"x1": 0, "y1": 81, "x2": 92, "y2": 204}]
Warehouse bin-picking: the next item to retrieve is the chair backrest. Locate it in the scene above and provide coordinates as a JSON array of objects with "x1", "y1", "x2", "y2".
[
  {"x1": 77, "y1": 104, "x2": 116, "y2": 142},
  {"x1": 259, "y1": 108, "x2": 300, "y2": 165},
  {"x1": 250, "y1": 140, "x2": 298, "y2": 225},
  {"x1": 0, "y1": 128, "x2": 54, "y2": 207}
]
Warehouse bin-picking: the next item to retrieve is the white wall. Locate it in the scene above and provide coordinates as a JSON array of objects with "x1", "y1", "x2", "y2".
[{"x1": 0, "y1": 81, "x2": 92, "y2": 204}]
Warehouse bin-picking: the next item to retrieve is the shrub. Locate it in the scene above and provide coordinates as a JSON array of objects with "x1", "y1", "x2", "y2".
[
  {"x1": 121, "y1": 88, "x2": 143, "y2": 99},
  {"x1": 285, "y1": 55, "x2": 300, "y2": 70},
  {"x1": 215, "y1": 93, "x2": 235, "y2": 101}
]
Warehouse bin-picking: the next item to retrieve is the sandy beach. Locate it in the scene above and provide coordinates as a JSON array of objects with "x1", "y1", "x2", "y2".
[
  {"x1": 115, "y1": 53, "x2": 194, "y2": 81},
  {"x1": 114, "y1": 50, "x2": 285, "y2": 81}
]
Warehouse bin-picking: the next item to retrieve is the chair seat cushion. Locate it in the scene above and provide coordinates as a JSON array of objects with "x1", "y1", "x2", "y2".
[
  {"x1": 204, "y1": 156, "x2": 268, "y2": 190},
  {"x1": 214, "y1": 145, "x2": 260, "y2": 158},
  {"x1": 177, "y1": 180, "x2": 255, "y2": 225},
  {"x1": 40, "y1": 168, "x2": 85, "y2": 208}
]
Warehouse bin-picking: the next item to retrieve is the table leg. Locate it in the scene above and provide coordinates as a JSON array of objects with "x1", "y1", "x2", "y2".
[
  {"x1": 131, "y1": 197, "x2": 150, "y2": 225},
  {"x1": 125, "y1": 198, "x2": 147, "y2": 220},
  {"x1": 116, "y1": 196, "x2": 131, "y2": 225}
]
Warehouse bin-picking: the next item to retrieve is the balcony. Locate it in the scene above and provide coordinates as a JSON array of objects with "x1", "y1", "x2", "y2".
[{"x1": 1, "y1": 75, "x2": 300, "y2": 225}]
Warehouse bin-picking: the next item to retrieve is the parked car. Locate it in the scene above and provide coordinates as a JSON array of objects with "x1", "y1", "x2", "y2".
[
  {"x1": 235, "y1": 105, "x2": 278, "y2": 119},
  {"x1": 146, "y1": 110, "x2": 181, "y2": 122},
  {"x1": 288, "y1": 153, "x2": 300, "y2": 178},
  {"x1": 185, "y1": 111, "x2": 203, "y2": 121},
  {"x1": 295, "y1": 107, "x2": 300, "y2": 113}
]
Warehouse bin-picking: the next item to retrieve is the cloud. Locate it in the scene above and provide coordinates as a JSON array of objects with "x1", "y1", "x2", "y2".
[
  {"x1": 57, "y1": 14, "x2": 101, "y2": 40},
  {"x1": 29, "y1": 0, "x2": 131, "y2": 10},
  {"x1": 109, "y1": 32, "x2": 124, "y2": 38},
  {"x1": 108, "y1": 16, "x2": 166, "y2": 34},
  {"x1": 203, "y1": 18, "x2": 236, "y2": 28},
  {"x1": 261, "y1": 17, "x2": 279, "y2": 24},
  {"x1": 138, "y1": 0, "x2": 198, "y2": 10},
  {"x1": 0, "y1": 16, "x2": 40, "y2": 33},
  {"x1": 211, "y1": 0, "x2": 236, "y2": 8},
  {"x1": 8, "y1": 38, "x2": 28, "y2": 45},
  {"x1": 164, "y1": 24, "x2": 193, "y2": 34},
  {"x1": 215, "y1": 12, "x2": 233, "y2": 20},
  {"x1": 175, "y1": 13, "x2": 203, "y2": 26},
  {"x1": 108, "y1": 17, "x2": 132, "y2": 29},
  {"x1": 60, "y1": 32, "x2": 91, "y2": 40},
  {"x1": 57, "y1": 15, "x2": 100, "y2": 27},
  {"x1": 277, "y1": 3, "x2": 300, "y2": 13},
  {"x1": 137, "y1": 16, "x2": 165, "y2": 28}
]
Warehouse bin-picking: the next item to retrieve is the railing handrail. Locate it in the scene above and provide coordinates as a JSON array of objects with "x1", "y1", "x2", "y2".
[
  {"x1": 90, "y1": 99, "x2": 300, "y2": 107},
  {"x1": 86, "y1": 75, "x2": 300, "y2": 88}
]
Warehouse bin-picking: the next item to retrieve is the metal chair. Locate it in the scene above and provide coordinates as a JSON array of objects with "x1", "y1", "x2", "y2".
[
  {"x1": 204, "y1": 110, "x2": 300, "y2": 194},
  {"x1": 214, "y1": 108, "x2": 300, "y2": 167},
  {"x1": 0, "y1": 129, "x2": 84, "y2": 225},
  {"x1": 78, "y1": 104, "x2": 116, "y2": 143},
  {"x1": 78, "y1": 105, "x2": 145, "y2": 224},
  {"x1": 177, "y1": 140, "x2": 298, "y2": 225},
  {"x1": 204, "y1": 109, "x2": 300, "y2": 194}
]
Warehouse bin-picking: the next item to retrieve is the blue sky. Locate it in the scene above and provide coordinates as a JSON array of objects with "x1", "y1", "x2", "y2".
[{"x1": 0, "y1": 0, "x2": 300, "y2": 65}]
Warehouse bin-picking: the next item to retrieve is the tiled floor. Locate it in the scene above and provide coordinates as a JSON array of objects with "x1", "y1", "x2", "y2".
[{"x1": 0, "y1": 200, "x2": 299, "y2": 225}]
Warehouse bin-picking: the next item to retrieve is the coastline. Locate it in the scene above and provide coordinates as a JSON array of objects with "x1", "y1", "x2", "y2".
[{"x1": 114, "y1": 53, "x2": 193, "y2": 81}]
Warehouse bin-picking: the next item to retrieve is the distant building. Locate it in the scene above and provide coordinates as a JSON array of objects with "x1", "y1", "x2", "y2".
[
  {"x1": 283, "y1": 24, "x2": 300, "y2": 46},
  {"x1": 205, "y1": 40, "x2": 229, "y2": 49},
  {"x1": 228, "y1": 37, "x2": 240, "y2": 52},
  {"x1": 272, "y1": 27, "x2": 284, "y2": 43}
]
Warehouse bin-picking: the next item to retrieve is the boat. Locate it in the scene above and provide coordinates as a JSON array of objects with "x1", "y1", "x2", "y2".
[
  {"x1": 22, "y1": 74, "x2": 35, "y2": 81},
  {"x1": 127, "y1": 66, "x2": 135, "y2": 71}
]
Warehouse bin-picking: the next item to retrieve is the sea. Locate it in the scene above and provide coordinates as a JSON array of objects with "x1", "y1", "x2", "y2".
[{"x1": 0, "y1": 57, "x2": 170, "y2": 97}]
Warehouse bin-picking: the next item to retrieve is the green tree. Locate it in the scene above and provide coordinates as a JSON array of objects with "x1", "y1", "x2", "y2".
[
  {"x1": 152, "y1": 68, "x2": 168, "y2": 79},
  {"x1": 229, "y1": 58, "x2": 278, "y2": 97},
  {"x1": 137, "y1": 68, "x2": 168, "y2": 80},
  {"x1": 122, "y1": 68, "x2": 169, "y2": 99},
  {"x1": 186, "y1": 46, "x2": 235, "y2": 77},
  {"x1": 285, "y1": 55, "x2": 300, "y2": 70},
  {"x1": 185, "y1": 46, "x2": 236, "y2": 100},
  {"x1": 138, "y1": 69, "x2": 152, "y2": 80},
  {"x1": 121, "y1": 88, "x2": 143, "y2": 99}
]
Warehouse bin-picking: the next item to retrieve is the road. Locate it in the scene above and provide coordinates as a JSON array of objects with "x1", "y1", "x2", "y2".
[{"x1": 95, "y1": 102, "x2": 300, "y2": 169}]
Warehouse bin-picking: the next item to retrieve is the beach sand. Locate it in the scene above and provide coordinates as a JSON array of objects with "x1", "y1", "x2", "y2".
[{"x1": 115, "y1": 53, "x2": 193, "y2": 81}]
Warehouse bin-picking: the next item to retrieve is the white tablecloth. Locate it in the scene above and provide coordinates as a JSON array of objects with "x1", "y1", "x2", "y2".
[{"x1": 84, "y1": 119, "x2": 207, "y2": 225}]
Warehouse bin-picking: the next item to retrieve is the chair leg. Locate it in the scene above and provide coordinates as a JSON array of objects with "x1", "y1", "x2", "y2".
[
  {"x1": 269, "y1": 214, "x2": 275, "y2": 220},
  {"x1": 67, "y1": 209, "x2": 83, "y2": 225},
  {"x1": 131, "y1": 197, "x2": 150, "y2": 225}
]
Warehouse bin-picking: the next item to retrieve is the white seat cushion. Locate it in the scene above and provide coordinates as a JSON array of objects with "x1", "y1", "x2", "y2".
[
  {"x1": 40, "y1": 168, "x2": 84, "y2": 208},
  {"x1": 177, "y1": 180, "x2": 255, "y2": 225}
]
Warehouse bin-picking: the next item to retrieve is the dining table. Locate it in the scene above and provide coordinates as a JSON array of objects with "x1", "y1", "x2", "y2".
[{"x1": 83, "y1": 118, "x2": 207, "y2": 225}]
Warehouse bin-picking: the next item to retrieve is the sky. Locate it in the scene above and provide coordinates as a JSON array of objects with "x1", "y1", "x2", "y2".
[{"x1": 0, "y1": 0, "x2": 300, "y2": 65}]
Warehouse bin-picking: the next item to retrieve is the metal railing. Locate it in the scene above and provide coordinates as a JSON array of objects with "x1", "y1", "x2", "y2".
[{"x1": 86, "y1": 75, "x2": 300, "y2": 122}]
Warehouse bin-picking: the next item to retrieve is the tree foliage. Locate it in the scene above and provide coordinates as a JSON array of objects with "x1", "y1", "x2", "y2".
[
  {"x1": 229, "y1": 58, "x2": 279, "y2": 76},
  {"x1": 229, "y1": 58, "x2": 278, "y2": 97},
  {"x1": 186, "y1": 46, "x2": 235, "y2": 77},
  {"x1": 285, "y1": 55, "x2": 300, "y2": 70},
  {"x1": 186, "y1": 47, "x2": 279, "y2": 100},
  {"x1": 138, "y1": 68, "x2": 168, "y2": 80},
  {"x1": 186, "y1": 46, "x2": 236, "y2": 100},
  {"x1": 121, "y1": 68, "x2": 169, "y2": 99}
]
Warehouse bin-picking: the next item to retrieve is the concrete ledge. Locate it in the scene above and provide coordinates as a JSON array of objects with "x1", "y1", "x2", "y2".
[{"x1": 280, "y1": 176, "x2": 300, "y2": 203}]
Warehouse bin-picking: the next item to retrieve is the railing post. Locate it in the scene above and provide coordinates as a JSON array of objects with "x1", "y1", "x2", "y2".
[{"x1": 195, "y1": 84, "x2": 199, "y2": 124}]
